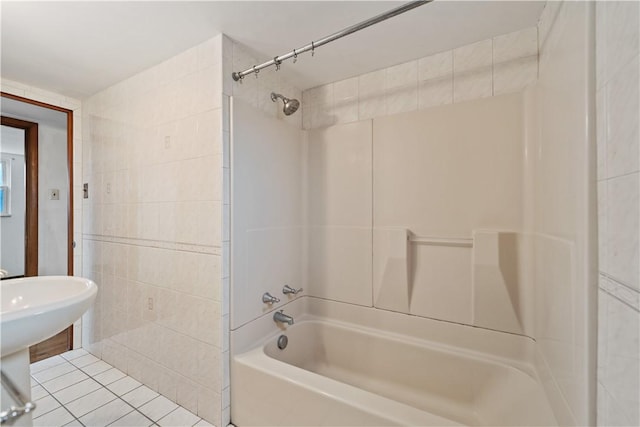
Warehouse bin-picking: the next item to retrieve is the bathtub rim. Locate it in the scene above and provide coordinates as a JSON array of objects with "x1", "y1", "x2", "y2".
[
  {"x1": 263, "y1": 316, "x2": 541, "y2": 380},
  {"x1": 232, "y1": 297, "x2": 539, "y2": 367},
  {"x1": 233, "y1": 342, "x2": 463, "y2": 426}
]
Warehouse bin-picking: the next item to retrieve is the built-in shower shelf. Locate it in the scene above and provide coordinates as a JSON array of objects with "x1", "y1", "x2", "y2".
[{"x1": 407, "y1": 235, "x2": 473, "y2": 248}]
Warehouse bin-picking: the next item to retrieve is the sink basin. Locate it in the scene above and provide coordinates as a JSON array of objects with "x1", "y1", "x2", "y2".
[{"x1": 1, "y1": 276, "x2": 98, "y2": 357}]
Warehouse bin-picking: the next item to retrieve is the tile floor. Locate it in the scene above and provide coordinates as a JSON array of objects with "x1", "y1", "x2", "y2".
[{"x1": 29, "y1": 349, "x2": 213, "y2": 427}]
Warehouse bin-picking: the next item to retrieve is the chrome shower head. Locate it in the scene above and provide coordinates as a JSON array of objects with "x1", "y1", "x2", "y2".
[{"x1": 271, "y1": 92, "x2": 300, "y2": 116}]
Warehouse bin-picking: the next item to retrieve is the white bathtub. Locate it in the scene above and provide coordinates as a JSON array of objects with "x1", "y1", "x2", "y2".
[{"x1": 231, "y1": 298, "x2": 557, "y2": 426}]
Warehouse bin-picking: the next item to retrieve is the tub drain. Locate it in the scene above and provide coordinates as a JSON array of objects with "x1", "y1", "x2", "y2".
[{"x1": 277, "y1": 334, "x2": 288, "y2": 350}]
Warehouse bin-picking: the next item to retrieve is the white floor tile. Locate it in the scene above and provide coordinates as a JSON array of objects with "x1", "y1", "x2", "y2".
[
  {"x1": 30, "y1": 350, "x2": 201, "y2": 427},
  {"x1": 158, "y1": 407, "x2": 200, "y2": 427},
  {"x1": 31, "y1": 355, "x2": 67, "y2": 374},
  {"x1": 31, "y1": 384, "x2": 49, "y2": 400},
  {"x1": 61, "y1": 348, "x2": 89, "y2": 361},
  {"x1": 32, "y1": 362, "x2": 75, "y2": 383},
  {"x1": 94, "y1": 368, "x2": 127, "y2": 385},
  {"x1": 33, "y1": 406, "x2": 75, "y2": 427},
  {"x1": 53, "y1": 378, "x2": 103, "y2": 404},
  {"x1": 121, "y1": 386, "x2": 158, "y2": 408},
  {"x1": 79, "y1": 398, "x2": 133, "y2": 427},
  {"x1": 194, "y1": 420, "x2": 214, "y2": 426},
  {"x1": 108, "y1": 376, "x2": 142, "y2": 396},
  {"x1": 138, "y1": 396, "x2": 179, "y2": 422},
  {"x1": 108, "y1": 409, "x2": 154, "y2": 427},
  {"x1": 32, "y1": 394, "x2": 61, "y2": 418},
  {"x1": 41, "y1": 369, "x2": 89, "y2": 393},
  {"x1": 82, "y1": 360, "x2": 113, "y2": 376},
  {"x1": 65, "y1": 387, "x2": 117, "y2": 418},
  {"x1": 70, "y1": 353, "x2": 101, "y2": 368}
]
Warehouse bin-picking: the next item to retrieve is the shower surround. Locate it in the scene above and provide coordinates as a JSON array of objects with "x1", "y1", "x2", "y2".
[{"x1": 230, "y1": 1, "x2": 597, "y2": 425}]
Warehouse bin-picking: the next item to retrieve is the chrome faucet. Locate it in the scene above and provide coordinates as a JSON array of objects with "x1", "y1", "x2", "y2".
[
  {"x1": 262, "y1": 292, "x2": 280, "y2": 304},
  {"x1": 282, "y1": 285, "x2": 303, "y2": 295},
  {"x1": 273, "y1": 310, "x2": 294, "y2": 325}
]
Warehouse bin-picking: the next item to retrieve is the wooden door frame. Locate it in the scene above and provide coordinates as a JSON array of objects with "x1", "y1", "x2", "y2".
[
  {"x1": 1, "y1": 116, "x2": 39, "y2": 276},
  {"x1": 1, "y1": 92, "x2": 74, "y2": 277}
]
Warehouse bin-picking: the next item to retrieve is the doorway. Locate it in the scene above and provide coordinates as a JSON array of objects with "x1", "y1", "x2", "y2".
[{"x1": 1, "y1": 92, "x2": 74, "y2": 362}]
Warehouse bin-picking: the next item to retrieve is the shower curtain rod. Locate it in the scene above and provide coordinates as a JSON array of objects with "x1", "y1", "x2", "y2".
[{"x1": 231, "y1": 0, "x2": 433, "y2": 82}]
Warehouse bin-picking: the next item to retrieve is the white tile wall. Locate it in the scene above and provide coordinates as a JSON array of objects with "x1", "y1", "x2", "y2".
[
  {"x1": 596, "y1": 1, "x2": 640, "y2": 425},
  {"x1": 302, "y1": 27, "x2": 538, "y2": 129},
  {"x1": 82, "y1": 35, "x2": 225, "y2": 426}
]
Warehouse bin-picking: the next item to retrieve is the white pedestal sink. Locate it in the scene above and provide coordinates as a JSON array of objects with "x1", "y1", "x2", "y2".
[{"x1": 1, "y1": 276, "x2": 98, "y2": 426}]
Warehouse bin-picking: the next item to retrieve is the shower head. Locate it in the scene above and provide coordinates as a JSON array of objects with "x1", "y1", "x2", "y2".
[{"x1": 271, "y1": 92, "x2": 300, "y2": 116}]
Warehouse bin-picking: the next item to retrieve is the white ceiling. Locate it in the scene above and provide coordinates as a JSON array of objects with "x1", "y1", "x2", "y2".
[{"x1": 1, "y1": 1, "x2": 545, "y2": 99}]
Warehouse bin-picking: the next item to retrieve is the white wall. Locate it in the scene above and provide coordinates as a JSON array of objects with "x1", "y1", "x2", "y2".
[
  {"x1": 0, "y1": 104, "x2": 72, "y2": 277},
  {"x1": 531, "y1": 2, "x2": 597, "y2": 425},
  {"x1": 595, "y1": 1, "x2": 640, "y2": 426},
  {"x1": 38, "y1": 124, "x2": 68, "y2": 275},
  {"x1": 0, "y1": 126, "x2": 26, "y2": 277},
  {"x1": 82, "y1": 35, "x2": 226, "y2": 426},
  {"x1": 302, "y1": 27, "x2": 538, "y2": 130},
  {"x1": 230, "y1": 98, "x2": 304, "y2": 329},
  {"x1": 306, "y1": 121, "x2": 372, "y2": 306},
  {"x1": 303, "y1": 93, "x2": 532, "y2": 337},
  {"x1": 373, "y1": 94, "x2": 526, "y2": 330}
]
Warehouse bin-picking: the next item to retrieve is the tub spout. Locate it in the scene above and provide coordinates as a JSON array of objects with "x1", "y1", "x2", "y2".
[{"x1": 273, "y1": 310, "x2": 294, "y2": 325}]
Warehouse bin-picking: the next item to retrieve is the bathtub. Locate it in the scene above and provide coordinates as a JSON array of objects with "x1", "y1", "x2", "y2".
[{"x1": 231, "y1": 298, "x2": 557, "y2": 426}]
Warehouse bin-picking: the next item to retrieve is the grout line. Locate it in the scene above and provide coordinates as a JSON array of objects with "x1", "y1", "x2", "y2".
[
  {"x1": 600, "y1": 286, "x2": 640, "y2": 314},
  {"x1": 32, "y1": 381, "x2": 85, "y2": 426},
  {"x1": 41, "y1": 375, "x2": 91, "y2": 398},
  {"x1": 32, "y1": 361, "x2": 76, "y2": 384},
  {"x1": 600, "y1": 272, "x2": 640, "y2": 294},
  {"x1": 67, "y1": 390, "x2": 118, "y2": 420},
  {"x1": 156, "y1": 406, "x2": 180, "y2": 425},
  {"x1": 60, "y1": 349, "x2": 90, "y2": 361},
  {"x1": 105, "y1": 407, "x2": 146, "y2": 427},
  {"x1": 597, "y1": 169, "x2": 640, "y2": 182}
]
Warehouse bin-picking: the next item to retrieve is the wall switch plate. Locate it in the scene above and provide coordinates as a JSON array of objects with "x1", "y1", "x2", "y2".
[{"x1": 49, "y1": 189, "x2": 60, "y2": 200}]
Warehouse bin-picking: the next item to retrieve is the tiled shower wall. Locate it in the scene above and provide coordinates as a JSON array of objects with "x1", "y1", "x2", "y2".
[
  {"x1": 81, "y1": 36, "x2": 227, "y2": 425},
  {"x1": 0, "y1": 78, "x2": 84, "y2": 344},
  {"x1": 595, "y1": 1, "x2": 640, "y2": 426},
  {"x1": 302, "y1": 26, "x2": 538, "y2": 129}
]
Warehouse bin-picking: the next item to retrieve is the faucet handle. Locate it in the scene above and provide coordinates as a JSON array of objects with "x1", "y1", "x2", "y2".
[
  {"x1": 262, "y1": 292, "x2": 280, "y2": 304},
  {"x1": 282, "y1": 285, "x2": 303, "y2": 295}
]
